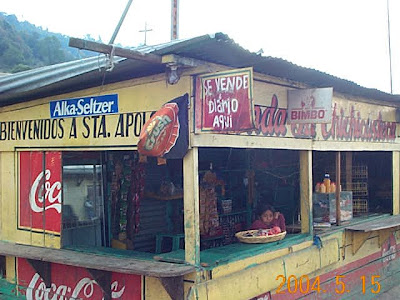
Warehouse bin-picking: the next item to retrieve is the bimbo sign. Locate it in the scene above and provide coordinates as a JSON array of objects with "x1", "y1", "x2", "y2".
[
  {"x1": 287, "y1": 88, "x2": 333, "y2": 124},
  {"x1": 19, "y1": 152, "x2": 62, "y2": 233}
]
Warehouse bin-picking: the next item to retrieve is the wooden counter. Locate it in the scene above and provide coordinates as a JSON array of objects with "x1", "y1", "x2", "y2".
[
  {"x1": 0, "y1": 240, "x2": 194, "y2": 277},
  {"x1": 345, "y1": 214, "x2": 400, "y2": 232}
]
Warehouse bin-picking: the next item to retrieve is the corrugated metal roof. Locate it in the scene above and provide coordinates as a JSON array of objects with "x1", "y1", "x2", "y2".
[{"x1": 0, "y1": 32, "x2": 399, "y2": 106}]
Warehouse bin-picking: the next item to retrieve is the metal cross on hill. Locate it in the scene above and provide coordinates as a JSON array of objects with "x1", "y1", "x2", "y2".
[{"x1": 139, "y1": 22, "x2": 153, "y2": 45}]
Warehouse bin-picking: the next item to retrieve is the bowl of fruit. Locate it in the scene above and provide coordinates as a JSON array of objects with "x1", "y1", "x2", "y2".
[{"x1": 235, "y1": 226, "x2": 286, "y2": 244}]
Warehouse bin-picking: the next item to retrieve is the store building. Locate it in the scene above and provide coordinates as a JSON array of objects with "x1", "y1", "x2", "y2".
[{"x1": 0, "y1": 33, "x2": 400, "y2": 299}]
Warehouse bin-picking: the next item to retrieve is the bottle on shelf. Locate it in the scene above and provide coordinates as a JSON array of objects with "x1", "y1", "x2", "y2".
[
  {"x1": 323, "y1": 173, "x2": 331, "y2": 193},
  {"x1": 315, "y1": 182, "x2": 321, "y2": 193},
  {"x1": 330, "y1": 182, "x2": 336, "y2": 193}
]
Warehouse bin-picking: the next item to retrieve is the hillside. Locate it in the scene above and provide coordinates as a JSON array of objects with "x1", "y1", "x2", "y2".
[{"x1": 0, "y1": 12, "x2": 97, "y2": 73}]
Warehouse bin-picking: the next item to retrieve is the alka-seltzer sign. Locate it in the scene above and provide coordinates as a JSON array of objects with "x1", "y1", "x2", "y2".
[
  {"x1": 50, "y1": 94, "x2": 119, "y2": 119},
  {"x1": 287, "y1": 87, "x2": 333, "y2": 124},
  {"x1": 19, "y1": 152, "x2": 62, "y2": 234},
  {"x1": 196, "y1": 68, "x2": 255, "y2": 132}
]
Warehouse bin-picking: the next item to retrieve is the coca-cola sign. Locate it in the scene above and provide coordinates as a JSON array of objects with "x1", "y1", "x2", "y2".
[
  {"x1": 19, "y1": 152, "x2": 62, "y2": 233},
  {"x1": 17, "y1": 258, "x2": 141, "y2": 300}
]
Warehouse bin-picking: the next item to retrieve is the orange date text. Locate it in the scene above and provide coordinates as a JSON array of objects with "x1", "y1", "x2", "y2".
[{"x1": 275, "y1": 275, "x2": 381, "y2": 295}]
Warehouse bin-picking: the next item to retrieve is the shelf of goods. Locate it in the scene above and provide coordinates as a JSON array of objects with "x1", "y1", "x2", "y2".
[{"x1": 326, "y1": 165, "x2": 368, "y2": 216}]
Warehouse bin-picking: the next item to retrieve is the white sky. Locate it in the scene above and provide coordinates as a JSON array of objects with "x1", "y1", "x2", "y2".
[{"x1": 1, "y1": 0, "x2": 400, "y2": 94}]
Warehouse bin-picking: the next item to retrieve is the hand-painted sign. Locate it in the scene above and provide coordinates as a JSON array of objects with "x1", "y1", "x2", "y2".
[
  {"x1": 17, "y1": 258, "x2": 141, "y2": 300},
  {"x1": 195, "y1": 68, "x2": 254, "y2": 132},
  {"x1": 138, "y1": 94, "x2": 188, "y2": 158},
  {"x1": 19, "y1": 151, "x2": 62, "y2": 233},
  {"x1": 0, "y1": 112, "x2": 150, "y2": 142},
  {"x1": 50, "y1": 94, "x2": 119, "y2": 119},
  {"x1": 381, "y1": 232, "x2": 396, "y2": 267},
  {"x1": 288, "y1": 88, "x2": 333, "y2": 124}
]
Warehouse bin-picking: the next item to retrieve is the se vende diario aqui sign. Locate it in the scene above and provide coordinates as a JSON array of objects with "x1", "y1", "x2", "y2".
[{"x1": 195, "y1": 68, "x2": 255, "y2": 133}]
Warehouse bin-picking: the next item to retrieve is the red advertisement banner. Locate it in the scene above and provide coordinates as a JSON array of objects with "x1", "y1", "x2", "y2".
[
  {"x1": 17, "y1": 258, "x2": 141, "y2": 299},
  {"x1": 195, "y1": 68, "x2": 254, "y2": 132},
  {"x1": 19, "y1": 151, "x2": 62, "y2": 233}
]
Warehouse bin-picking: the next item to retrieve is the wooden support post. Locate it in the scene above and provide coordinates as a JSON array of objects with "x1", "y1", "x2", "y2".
[
  {"x1": 336, "y1": 152, "x2": 341, "y2": 226},
  {"x1": 27, "y1": 259, "x2": 51, "y2": 287},
  {"x1": 160, "y1": 276, "x2": 184, "y2": 300},
  {"x1": 87, "y1": 268, "x2": 111, "y2": 300},
  {"x1": 351, "y1": 231, "x2": 371, "y2": 255},
  {"x1": 183, "y1": 147, "x2": 200, "y2": 266},
  {"x1": 345, "y1": 152, "x2": 352, "y2": 191},
  {"x1": 300, "y1": 150, "x2": 313, "y2": 234},
  {"x1": 378, "y1": 229, "x2": 395, "y2": 248},
  {"x1": 393, "y1": 151, "x2": 400, "y2": 215}
]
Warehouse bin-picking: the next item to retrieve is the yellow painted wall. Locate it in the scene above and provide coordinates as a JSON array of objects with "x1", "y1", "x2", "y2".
[
  {"x1": 181, "y1": 229, "x2": 399, "y2": 300},
  {"x1": 0, "y1": 75, "x2": 190, "y2": 246},
  {"x1": 250, "y1": 80, "x2": 398, "y2": 144},
  {"x1": 0, "y1": 75, "x2": 190, "y2": 151}
]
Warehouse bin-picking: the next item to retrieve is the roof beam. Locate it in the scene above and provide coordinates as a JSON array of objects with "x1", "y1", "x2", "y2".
[
  {"x1": 69, "y1": 37, "x2": 162, "y2": 64},
  {"x1": 162, "y1": 54, "x2": 204, "y2": 68}
]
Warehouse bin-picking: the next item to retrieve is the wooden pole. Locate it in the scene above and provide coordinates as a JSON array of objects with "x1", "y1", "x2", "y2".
[
  {"x1": 393, "y1": 151, "x2": 399, "y2": 215},
  {"x1": 68, "y1": 38, "x2": 162, "y2": 64},
  {"x1": 300, "y1": 150, "x2": 313, "y2": 234},
  {"x1": 345, "y1": 152, "x2": 352, "y2": 191},
  {"x1": 171, "y1": 0, "x2": 179, "y2": 40},
  {"x1": 183, "y1": 147, "x2": 200, "y2": 266},
  {"x1": 336, "y1": 152, "x2": 341, "y2": 226}
]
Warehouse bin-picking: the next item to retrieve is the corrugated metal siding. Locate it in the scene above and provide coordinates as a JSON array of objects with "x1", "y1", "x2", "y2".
[
  {"x1": 132, "y1": 198, "x2": 167, "y2": 252},
  {"x1": 132, "y1": 157, "x2": 181, "y2": 252}
]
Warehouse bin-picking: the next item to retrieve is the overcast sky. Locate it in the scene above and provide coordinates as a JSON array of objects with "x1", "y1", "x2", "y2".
[{"x1": 2, "y1": 0, "x2": 400, "y2": 94}]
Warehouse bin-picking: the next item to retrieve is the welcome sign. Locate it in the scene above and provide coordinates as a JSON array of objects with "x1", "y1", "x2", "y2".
[{"x1": 50, "y1": 94, "x2": 119, "y2": 119}]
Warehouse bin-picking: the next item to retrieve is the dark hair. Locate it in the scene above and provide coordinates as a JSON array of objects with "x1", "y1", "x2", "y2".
[{"x1": 256, "y1": 203, "x2": 275, "y2": 217}]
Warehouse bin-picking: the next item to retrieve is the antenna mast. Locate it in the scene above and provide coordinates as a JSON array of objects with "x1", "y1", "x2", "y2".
[
  {"x1": 387, "y1": 0, "x2": 393, "y2": 94},
  {"x1": 109, "y1": 0, "x2": 133, "y2": 44},
  {"x1": 171, "y1": 0, "x2": 179, "y2": 40}
]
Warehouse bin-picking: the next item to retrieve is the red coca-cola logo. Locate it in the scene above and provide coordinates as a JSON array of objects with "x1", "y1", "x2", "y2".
[
  {"x1": 26, "y1": 273, "x2": 126, "y2": 299},
  {"x1": 18, "y1": 258, "x2": 141, "y2": 300},
  {"x1": 19, "y1": 152, "x2": 62, "y2": 233},
  {"x1": 29, "y1": 169, "x2": 62, "y2": 213}
]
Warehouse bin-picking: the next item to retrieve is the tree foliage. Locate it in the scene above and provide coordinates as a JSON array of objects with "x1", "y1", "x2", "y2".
[{"x1": 0, "y1": 12, "x2": 96, "y2": 74}]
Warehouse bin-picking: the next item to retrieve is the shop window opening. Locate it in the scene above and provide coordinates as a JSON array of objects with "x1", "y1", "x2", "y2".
[
  {"x1": 312, "y1": 151, "x2": 392, "y2": 230},
  {"x1": 198, "y1": 148, "x2": 301, "y2": 251},
  {"x1": 62, "y1": 152, "x2": 106, "y2": 248}
]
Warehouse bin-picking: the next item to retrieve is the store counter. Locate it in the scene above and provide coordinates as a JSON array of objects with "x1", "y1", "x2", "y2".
[
  {"x1": 154, "y1": 233, "x2": 311, "y2": 268},
  {"x1": 345, "y1": 214, "x2": 400, "y2": 254},
  {"x1": 0, "y1": 240, "x2": 194, "y2": 278}
]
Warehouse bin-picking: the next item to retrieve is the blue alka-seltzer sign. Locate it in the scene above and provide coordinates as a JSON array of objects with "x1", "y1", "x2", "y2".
[{"x1": 50, "y1": 94, "x2": 119, "y2": 119}]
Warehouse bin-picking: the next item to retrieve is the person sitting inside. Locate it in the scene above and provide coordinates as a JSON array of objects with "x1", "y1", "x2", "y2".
[{"x1": 250, "y1": 203, "x2": 286, "y2": 232}]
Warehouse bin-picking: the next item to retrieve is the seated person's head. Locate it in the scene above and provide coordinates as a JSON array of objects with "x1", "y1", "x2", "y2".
[{"x1": 257, "y1": 203, "x2": 275, "y2": 225}]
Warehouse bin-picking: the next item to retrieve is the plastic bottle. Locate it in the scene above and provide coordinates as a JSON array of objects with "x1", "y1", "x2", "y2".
[
  {"x1": 330, "y1": 182, "x2": 336, "y2": 193},
  {"x1": 315, "y1": 183, "x2": 321, "y2": 193},
  {"x1": 323, "y1": 173, "x2": 331, "y2": 193},
  {"x1": 320, "y1": 183, "x2": 326, "y2": 193}
]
